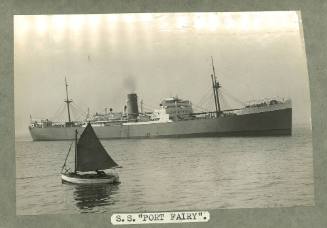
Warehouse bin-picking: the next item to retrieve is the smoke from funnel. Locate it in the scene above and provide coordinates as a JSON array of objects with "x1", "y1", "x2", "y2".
[{"x1": 123, "y1": 75, "x2": 137, "y2": 93}]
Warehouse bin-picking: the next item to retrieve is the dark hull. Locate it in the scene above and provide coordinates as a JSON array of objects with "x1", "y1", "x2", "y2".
[{"x1": 29, "y1": 108, "x2": 292, "y2": 141}]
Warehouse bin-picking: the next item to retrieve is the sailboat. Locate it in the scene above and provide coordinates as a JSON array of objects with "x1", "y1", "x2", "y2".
[{"x1": 61, "y1": 122, "x2": 120, "y2": 184}]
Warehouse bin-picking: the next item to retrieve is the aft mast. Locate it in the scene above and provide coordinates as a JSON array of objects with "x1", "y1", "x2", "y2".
[
  {"x1": 64, "y1": 77, "x2": 73, "y2": 123},
  {"x1": 210, "y1": 56, "x2": 221, "y2": 117}
]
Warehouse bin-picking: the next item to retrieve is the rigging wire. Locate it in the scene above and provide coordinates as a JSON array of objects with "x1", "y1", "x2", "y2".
[
  {"x1": 202, "y1": 93, "x2": 215, "y2": 111},
  {"x1": 195, "y1": 85, "x2": 214, "y2": 106},
  {"x1": 193, "y1": 89, "x2": 213, "y2": 110},
  {"x1": 49, "y1": 106, "x2": 67, "y2": 122},
  {"x1": 70, "y1": 102, "x2": 89, "y2": 118},
  {"x1": 192, "y1": 87, "x2": 214, "y2": 111},
  {"x1": 219, "y1": 93, "x2": 231, "y2": 110},
  {"x1": 221, "y1": 88, "x2": 246, "y2": 107},
  {"x1": 70, "y1": 104, "x2": 87, "y2": 121},
  {"x1": 56, "y1": 106, "x2": 68, "y2": 121},
  {"x1": 142, "y1": 103, "x2": 157, "y2": 111},
  {"x1": 69, "y1": 105, "x2": 80, "y2": 121},
  {"x1": 49, "y1": 103, "x2": 66, "y2": 120},
  {"x1": 73, "y1": 102, "x2": 89, "y2": 115},
  {"x1": 197, "y1": 92, "x2": 212, "y2": 109},
  {"x1": 61, "y1": 141, "x2": 74, "y2": 173},
  {"x1": 192, "y1": 103, "x2": 210, "y2": 112}
]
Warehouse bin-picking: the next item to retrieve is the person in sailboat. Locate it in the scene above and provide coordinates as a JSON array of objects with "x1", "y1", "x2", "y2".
[
  {"x1": 96, "y1": 170, "x2": 106, "y2": 176},
  {"x1": 61, "y1": 122, "x2": 120, "y2": 184}
]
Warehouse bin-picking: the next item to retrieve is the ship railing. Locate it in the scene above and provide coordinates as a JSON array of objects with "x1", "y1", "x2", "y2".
[
  {"x1": 29, "y1": 120, "x2": 84, "y2": 128},
  {"x1": 84, "y1": 120, "x2": 127, "y2": 127},
  {"x1": 184, "y1": 109, "x2": 241, "y2": 119},
  {"x1": 244, "y1": 97, "x2": 290, "y2": 108}
]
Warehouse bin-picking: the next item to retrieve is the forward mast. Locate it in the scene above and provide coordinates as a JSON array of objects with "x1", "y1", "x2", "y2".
[{"x1": 64, "y1": 77, "x2": 73, "y2": 124}]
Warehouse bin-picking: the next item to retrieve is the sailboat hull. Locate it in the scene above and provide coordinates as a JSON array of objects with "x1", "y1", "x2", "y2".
[{"x1": 61, "y1": 173, "x2": 119, "y2": 184}]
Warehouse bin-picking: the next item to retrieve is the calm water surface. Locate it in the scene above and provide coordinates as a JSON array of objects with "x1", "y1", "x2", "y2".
[{"x1": 16, "y1": 127, "x2": 314, "y2": 215}]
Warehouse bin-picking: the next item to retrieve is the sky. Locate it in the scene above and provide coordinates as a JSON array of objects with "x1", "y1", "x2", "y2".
[{"x1": 14, "y1": 11, "x2": 311, "y2": 137}]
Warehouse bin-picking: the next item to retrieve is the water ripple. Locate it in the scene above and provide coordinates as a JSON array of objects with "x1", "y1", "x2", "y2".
[{"x1": 16, "y1": 127, "x2": 314, "y2": 215}]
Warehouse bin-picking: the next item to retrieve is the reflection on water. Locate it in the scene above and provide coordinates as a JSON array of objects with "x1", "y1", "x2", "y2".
[
  {"x1": 72, "y1": 183, "x2": 120, "y2": 212},
  {"x1": 16, "y1": 127, "x2": 315, "y2": 215}
]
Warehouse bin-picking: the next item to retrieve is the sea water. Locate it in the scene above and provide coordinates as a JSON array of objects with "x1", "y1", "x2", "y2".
[{"x1": 16, "y1": 127, "x2": 314, "y2": 215}]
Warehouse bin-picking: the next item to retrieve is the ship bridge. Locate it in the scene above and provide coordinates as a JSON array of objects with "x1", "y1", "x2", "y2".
[{"x1": 158, "y1": 96, "x2": 193, "y2": 121}]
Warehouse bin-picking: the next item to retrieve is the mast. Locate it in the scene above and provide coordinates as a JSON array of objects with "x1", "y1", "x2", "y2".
[
  {"x1": 64, "y1": 77, "x2": 72, "y2": 123},
  {"x1": 211, "y1": 56, "x2": 221, "y2": 117},
  {"x1": 74, "y1": 129, "x2": 78, "y2": 173}
]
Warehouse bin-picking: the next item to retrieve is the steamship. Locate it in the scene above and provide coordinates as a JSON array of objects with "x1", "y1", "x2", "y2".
[{"x1": 28, "y1": 59, "x2": 292, "y2": 141}]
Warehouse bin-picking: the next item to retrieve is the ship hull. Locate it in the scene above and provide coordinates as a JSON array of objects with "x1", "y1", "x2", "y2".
[{"x1": 29, "y1": 108, "x2": 292, "y2": 141}]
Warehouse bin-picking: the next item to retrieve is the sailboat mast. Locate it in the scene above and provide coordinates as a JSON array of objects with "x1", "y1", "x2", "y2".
[
  {"x1": 64, "y1": 77, "x2": 72, "y2": 123},
  {"x1": 211, "y1": 56, "x2": 221, "y2": 117},
  {"x1": 74, "y1": 129, "x2": 78, "y2": 173}
]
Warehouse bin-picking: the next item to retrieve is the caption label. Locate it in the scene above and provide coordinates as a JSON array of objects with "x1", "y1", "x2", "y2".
[{"x1": 111, "y1": 211, "x2": 210, "y2": 225}]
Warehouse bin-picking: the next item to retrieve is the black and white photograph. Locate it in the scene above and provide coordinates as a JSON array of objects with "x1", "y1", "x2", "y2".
[{"x1": 15, "y1": 11, "x2": 314, "y2": 215}]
